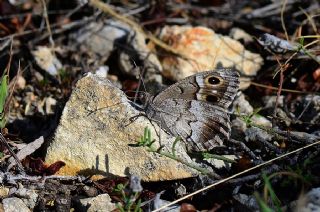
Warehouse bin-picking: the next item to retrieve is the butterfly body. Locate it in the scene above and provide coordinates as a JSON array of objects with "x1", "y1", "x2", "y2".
[{"x1": 140, "y1": 69, "x2": 240, "y2": 151}]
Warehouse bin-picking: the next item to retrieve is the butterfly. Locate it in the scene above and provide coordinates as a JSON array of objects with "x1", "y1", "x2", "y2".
[{"x1": 138, "y1": 68, "x2": 240, "y2": 151}]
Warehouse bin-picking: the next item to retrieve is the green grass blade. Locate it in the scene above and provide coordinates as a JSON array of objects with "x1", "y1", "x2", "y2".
[
  {"x1": 254, "y1": 192, "x2": 274, "y2": 212},
  {"x1": 262, "y1": 173, "x2": 282, "y2": 211},
  {"x1": 0, "y1": 75, "x2": 8, "y2": 113}
]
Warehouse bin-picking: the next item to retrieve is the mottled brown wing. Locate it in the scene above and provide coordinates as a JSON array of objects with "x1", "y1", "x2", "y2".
[
  {"x1": 153, "y1": 68, "x2": 239, "y2": 109},
  {"x1": 147, "y1": 99, "x2": 231, "y2": 151}
]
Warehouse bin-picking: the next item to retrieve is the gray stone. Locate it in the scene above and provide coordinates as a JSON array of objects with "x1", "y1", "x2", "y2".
[
  {"x1": 77, "y1": 194, "x2": 116, "y2": 212},
  {"x1": 74, "y1": 21, "x2": 126, "y2": 59},
  {"x1": 233, "y1": 193, "x2": 259, "y2": 211},
  {"x1": 73, "y1": 20, "x2": 163, "y2": 86},
  {"x1": 2, "y1": 197, "x2": 30, "y2": 212},
  {"x1": 14, "y1": 187, "x2": 38, "y2": 209},
  {"x1": 45, "y1": 73, "x2": 196, "y2": 181},
  {"x1": 233, "y1": 93, "x2": 254, "y2": 115},
  {"x1": 295, "y1": 187, "x2": 320, "y2": 212},
  {"x1": 245, "y1": 127, "x2": 273, "y2": 143},
  {"x1": 233, "y1": 92, "x2": 271, "y2": 128}
]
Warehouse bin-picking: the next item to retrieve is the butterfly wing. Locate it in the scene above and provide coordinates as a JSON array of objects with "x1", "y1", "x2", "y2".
[
  {"x1": 145, "y1": 68, "x2": 239, "y2": 151},
  {"x1": 148, "y1": 99, "x2": 231, "y2": 151},
  {"x1": 152, "y1": 68, "x2": 239, "y2": 109}
]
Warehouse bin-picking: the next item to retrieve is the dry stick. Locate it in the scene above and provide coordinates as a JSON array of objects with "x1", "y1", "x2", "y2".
[
  {"x1": 1, "y1": 14, "x2": 96, "y2": 43},
  {"x1": 299, "y1": 7, "x2": 318, "y2": 36},
  {"x1": 7, "y1": 174, "x2": 85, "y2": 183},
  {"x1": 0, "y1": 133, "x2": 25, "y2": 173},
  {"x1": 249, "y1": 81, "x2": 319, "y2": 95},
  {"x1": 281, "y1": 0, "x2": 289, "y2": 41},
  {"x1": 272, "y1": 64, "x2": 287, "y2": 127},
  {"x1": 271, "y1": 39, "x2": 301, "y2": 126},
  {"x1": 153, "y1": 140, "x2": 320, "y2": 212},
  {"x1": 148, "y1": 144, "x2": 222, "y2": 179},
  {"x1": 3, "y1": 40, "x2": 12, "y2": 114},
  {"x1": 274, "y1": 129, "x2": 319, "y2": 144},
  {"x1": 40, "y1": 0, "x2": 54, "y2": 48},
  {"x1": 270, "y1": 35, "x2": 320, "y2": 124},
  {"x1": 5, "y1": 37, "x2": 13, "y2": 77},
  {"x1": 4, "y1": 60, "x2": 20, "y2": 123},
  {"x1": 296, "y1": 95, "x2": 313, "y2": 121},
  {"x1": 297, "y1": 35, "x2": 320, "y2": 39},
  {"x1": 89, "y1": 0, "x2": 184, "y2": 57},
  {"x1": 32, "y1": 14, "x2": 98, "y2": 45},
  {"x1": 299, "y1": 40, "x2": 320, "y2": 65},
  {"x1": 228, "y1": 164, "x2": 279, "y2": 185},
  {"x1": 229, "y1": 139, "x2": 262, "y2": 163}
]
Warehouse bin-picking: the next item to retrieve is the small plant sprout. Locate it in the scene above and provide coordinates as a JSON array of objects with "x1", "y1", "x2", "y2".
[
  {"x1": 202, "y1": 152, "x2": 236, "y2": 163},
  {"x1": 238, "y1": 107, "x2": 262, "y2": 127},
  {"x1": 136, "y1": 127, "x2": 221, "y2": 179},
  {"x1": 171, "y1": 136, "x2": 181, "y2": 157},
  {"x1": 115, "y1": 175, "x2": 143, "y2": 212},
  {"x1": 136, "y1": 127, "x2": 156, "y2": 148}
]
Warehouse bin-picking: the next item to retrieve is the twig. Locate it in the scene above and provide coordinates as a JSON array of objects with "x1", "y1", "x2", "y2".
[
  {"x1": 4, "y1": 60, "x2": 20, "y2": 121},
  {"x1": 296, "y1": 95, "x2": 314, "y2": 121},
  {"x1": 249, "y1": 81, "x2": 320, "y2": 95},
  {"x1": 153, "y1": 140, "x2": 320, "y2": 212},
  {"x1": 0, "y1": 133, "x2": 25, "y2": 173},
  {"x1": 229, "y1": 139, "x2": 262, "y2": 164},
  {"x1": 273, "y1": 129, "x2": 320, "y2": 144},
  {"x1": 147, "y1": 145, "x2": 221, "y2": 179},
  {"x1": 272, "y1": 64, "x2": 287, "y2": 127},
  {"x1": 0, "y1": 15, "x2": 96, "y2": 43},
  {"x1": 228, "y1": 164, "x2": 280, "y2": 185},
  {"x1": 4, "y1": 37, "x2": 13, "y2": 77},
  {"x1": 0, "y1": 38, "x2": 11, "y2": 51},
  {"x1": 6, "y1": 173, "x2": 85, "y2": 184},
  {"x1": 248, "y1": 0, "x2": 295, "y2": 18},
  {"x1": 280, "y1": 0, "x2": 289, "y2": 41},
  {"x1": 299, "y1": 7, "x2": 318, "y2": 35},
  {"x1": 40, "y1": 0, "x2": 54, "y2": 48},
  {"x1": 244, "y1": 124, "x2": 282, "y2": 153},
  {"x1": 31, "y1": 14, "x2": 98, "y2": 45},
  {"x1": 61, "y1": 3, "x2": 86, "y2": 20}
]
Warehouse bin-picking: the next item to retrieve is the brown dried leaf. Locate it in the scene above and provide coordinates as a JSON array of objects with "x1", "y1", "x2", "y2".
[
  {"x1": 313, "y1": 68, "x2": 320, "y2": 81},
  {"x1": 180, "y1": 203, "x2": 197, "y2": 212},
  {"x1": 23, "y1": 156, "x2": 65, "y2": 175}
]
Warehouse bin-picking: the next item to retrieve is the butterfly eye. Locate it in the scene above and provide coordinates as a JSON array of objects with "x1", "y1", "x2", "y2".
[
  {"x1": 207, "y1": 76, "x2": 220, "y2": 85},
  {"x1": 138, "y1": 93, "x2": 148, "y2": 103},
  {"x1": 205, "y1": 95, "x2": 218, "y2": 103},
  {"x1": 138, "y1": 93, "x2": 144, "y2": 99}
]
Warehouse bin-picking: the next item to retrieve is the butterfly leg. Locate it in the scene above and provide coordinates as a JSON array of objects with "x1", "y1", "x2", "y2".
[
  {"x1": 121, "y1": 113, "x2": 146, "y2": 128},
  {"x1": 158, "y1": 115, "x2": 164, "y2": 147},
  {"x1": 129, "y1": 113, "x2": 146, "y2": 122}
]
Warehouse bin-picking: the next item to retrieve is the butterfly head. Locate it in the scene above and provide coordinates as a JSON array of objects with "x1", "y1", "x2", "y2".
[{"x1": 137, "y1": 92, "x2": 152, "y2": 107}]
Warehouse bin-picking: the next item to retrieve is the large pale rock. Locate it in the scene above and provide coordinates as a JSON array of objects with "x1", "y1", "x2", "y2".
[
  {"x1": 159, "y1": 26, "x2": 263, "y2": 89},
  {"x1": 45, "y1": 74, "x2": 196, "y2": 181}
]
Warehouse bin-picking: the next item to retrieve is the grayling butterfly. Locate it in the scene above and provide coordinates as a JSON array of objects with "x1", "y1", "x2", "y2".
[{"x1": 138, "y1": 68, "x2": 240, "y2": 151}]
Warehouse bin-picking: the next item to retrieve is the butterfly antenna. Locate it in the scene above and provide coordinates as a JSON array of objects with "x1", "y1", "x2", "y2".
[
  {"x1": 133, "y1": 64, "x2": 147, "y2": 103},
  {"x1": 132, "y1": 60, "x2": 141, "y2": 103}
]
